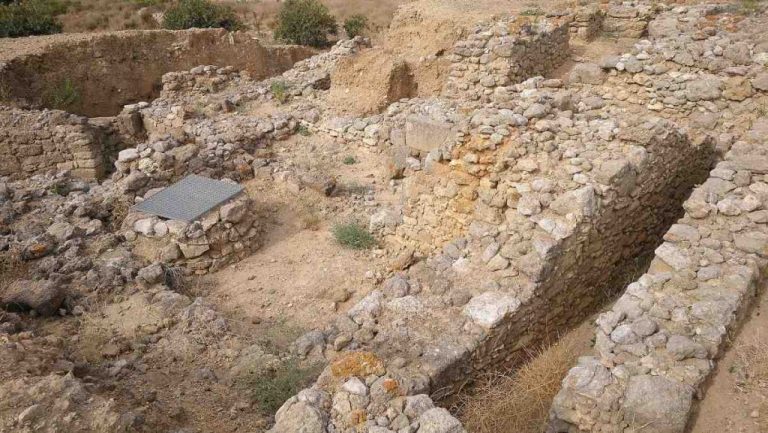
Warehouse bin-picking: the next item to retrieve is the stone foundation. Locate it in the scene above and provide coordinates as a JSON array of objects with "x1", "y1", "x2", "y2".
[
  {"x1": 125, "y1": 192, "x2": 261, "y2": 275},
  {"x1": 442, "y1": 16, "x2": 571, "y2": 101},
  {"x1": 0, "y1": 107, "x2": 107, "y2": 180},
  {"x1": 548, "y1": 123, "x2": 768, "y2": 433}
]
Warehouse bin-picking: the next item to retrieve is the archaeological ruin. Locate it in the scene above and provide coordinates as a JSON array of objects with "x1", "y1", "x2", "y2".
[{"x1": 3, "y1": 1, "x2": 768, "y2": 432}]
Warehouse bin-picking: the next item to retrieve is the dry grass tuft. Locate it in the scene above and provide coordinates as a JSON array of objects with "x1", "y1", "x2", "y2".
[
  {"x1": 460, "y1": 333, "x2": 582, "y2": 433},
  {"x1": 0, "y1": 247, "x2": 28, "y2": 293},
  {"x1": 736, "y1": 332, "x2": 768, "y2": 388}
]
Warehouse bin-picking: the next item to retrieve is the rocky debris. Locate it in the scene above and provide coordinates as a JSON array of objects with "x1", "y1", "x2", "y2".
[
  {"x1": 269, "y1": 352, "x2": 464, "y2": 433},
  {"x1": 0, "y1": 279, "x2": 65, "y2": 316},
  {"x1": 569, "y1": 63, "x2": 606, "y2": 85},
  {"x1": 0, "y1": 374, "x2": 124, "y2": 432}
]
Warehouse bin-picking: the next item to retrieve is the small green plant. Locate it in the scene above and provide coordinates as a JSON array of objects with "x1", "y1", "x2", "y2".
[
  {"x1": 520, "y1": 8, "x2": 544, "y2": 16},
  {"x1": 332, "y1": 222, "x2": 376, "y2": 249},
  {"x1": 342, "y1": 156, "x2": 356, "y2": 165},
  {"x1": 48, "y1": 183, "x2": 67, "y2": 196},
  {"x1": 0, "y1": 0, "x2": 65, "y2": 38},
  {"x1": 274, "y1": 0, "x2": 337, "y2": 47},
  {"x1": 163, "y1": 0, "x2": 241, "y2": 31},
  {"x1": 270, "y1": 81, "x2": 289, "y2": 104},
  {"x1": 243, "y1": 358, "x2": 322, "y2": 413},
  {"x1": 46, "y1": 79, "x2": 80, "y2": 110},
  {"x1": 343, "y1": 14, "x2": 368, "y2": 38},
  {"x1": 740, "y1": 0, "x2": 763, "y2": 14},
  {"x1": 297, "y1": 124, "x2": 312, "y2": 136}
]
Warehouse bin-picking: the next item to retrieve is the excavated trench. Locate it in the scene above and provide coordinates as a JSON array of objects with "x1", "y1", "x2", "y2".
[
  {"x1": 0, "y1": 29, "x2": 314, "y2": 117},
  {"x1": 0, "y1": 29, "x2": 314, "y2": 180}
]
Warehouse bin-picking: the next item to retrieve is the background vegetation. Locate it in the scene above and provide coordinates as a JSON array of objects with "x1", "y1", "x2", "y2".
[{"x1": 273, "y1": 0, "x2": 337, "y2": 47}]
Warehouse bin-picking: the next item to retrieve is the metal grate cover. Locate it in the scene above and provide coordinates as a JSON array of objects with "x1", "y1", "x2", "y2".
[{"x1": 132, "y1": 175, "x2": 244, "y2": 222}]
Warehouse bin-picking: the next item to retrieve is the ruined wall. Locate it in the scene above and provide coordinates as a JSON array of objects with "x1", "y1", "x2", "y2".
[
  {"x1": 441, "y1": 16, "x2": 571, "y2": 101},
  {"x1": 125, "y1": 193, "x2": 261, "y2": 275},
  {"x1": 602, "y1": 2, "x2": 657, "y2": 38},
  {"x1": 0, "y1": 29, "x2": 314, "y2": 117},
  {"x1": 548, "y1": 123, "x2": 768, "y2": 433},
  {"x1": 0, "y1": 107, "x2": 106, "y2": 180},
  {"x1": 570, "y1": 3, "x2": 604, "y2": 41},
  {"x1": 380, "y1": 111, "x2": 714, "y2": 397}
]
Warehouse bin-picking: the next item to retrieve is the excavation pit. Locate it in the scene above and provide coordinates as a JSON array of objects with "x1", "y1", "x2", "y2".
[{"x1": 0, "y1": 29, "x2": 315, "y2": 118}]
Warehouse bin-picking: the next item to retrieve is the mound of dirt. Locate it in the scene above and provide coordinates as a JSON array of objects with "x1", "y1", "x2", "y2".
[{"x1": 328, "y1": 49, "x2": 417, "y2": 115}]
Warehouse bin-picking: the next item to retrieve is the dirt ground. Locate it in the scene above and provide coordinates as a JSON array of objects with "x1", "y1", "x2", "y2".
[
  {"x1": 689, "y1": 284, "x2": 768, "y2": 433},
  {"x1": 206, "y1": 129, "x2": 398, "y2": 343}
]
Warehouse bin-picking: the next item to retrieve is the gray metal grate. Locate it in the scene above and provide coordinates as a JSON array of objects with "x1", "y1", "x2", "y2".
[{"x1": 132, "y1": 174, "x2": 244, "y2": 222}]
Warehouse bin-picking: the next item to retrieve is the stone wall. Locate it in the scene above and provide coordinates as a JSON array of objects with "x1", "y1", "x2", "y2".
[
  {"x1": 546, "y1": 5, "x2": 768, "y2": 433},
  {"x1": 602, "y1": 2, "x2": 657, "y2": 38},
  {"x1": 441, "y1": 16, "x2": 571, "y2": 101},
  {"x1": 125, "y1": 192, "x2": 261, "y2": 275},
  {"x1": 268, "y1": 95, "x2": 715, "y2": 432},
  {"x1": 570, "y1": 3, "x2": 604, "y2": 41},
  {"x1": 0, "y1": 29, "x2": 314, "y2": 117},
  {"x1": 548, "y1": 120, "x2": 768, "y2": 433},
  {"x1": 387, "y1": 113, "x2": 712, "y2": 398},
  {"x1": 0, "y1": 107, "x2": 106, "y2": 180}
]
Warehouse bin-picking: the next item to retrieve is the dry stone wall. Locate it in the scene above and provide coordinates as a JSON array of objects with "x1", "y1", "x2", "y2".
[
  {"x1": 442, "y1": 16, "x2": 571, "y2": 101},
  {"x1": 0, "y1": 107, "x2": 106, "y2": 180},
  {"x1": 547, "y1": 4, "x2": 768, "y2": 433},
  {"x1": 602, "y1": 2, "x2": 657, "y2": 38},
  {"x1": 125, "y1": 192, "x2": 261, "y2": 275},
  {"x1": 548, "y1": 120, "x2": 768, "y2": 433}
]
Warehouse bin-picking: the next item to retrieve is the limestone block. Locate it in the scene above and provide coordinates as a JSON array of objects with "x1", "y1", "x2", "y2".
[
  {"x1": 463, "y1": 292, "x2": 521, "y2": 328},
  {"x1": 405, "y1": 116, "x2": 455, "y2": 154}
]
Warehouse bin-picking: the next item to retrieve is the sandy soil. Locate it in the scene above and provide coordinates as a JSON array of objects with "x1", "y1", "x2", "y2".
[
  {"x1": 689, "y1": 284, "x2": 768, "y2": 433},
  {"x1": 204, "y1": 130, "x2": 398, "y2": 344}
]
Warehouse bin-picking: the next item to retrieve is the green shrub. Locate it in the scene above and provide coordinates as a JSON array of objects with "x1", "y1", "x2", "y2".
[
  {"x1": 740, "y1": 0, "x2": 763, "y2": 14},
  {"x1": 274, "y1": 0, "x2": 337, "y2": 47},
  {"x1": 46, "y1": 79, "x2": 80, "y2": 110},
  {"x1": 270, "y1": 81, "x2": 289, "y2": 104},
  {"x1": 343, "y1": 14, "x2": 367, "y2": 38},
  {"x1": 296, "y1": 124, "x2": 311, "y2": 136},
  {"x1": 342, "y1": 155, "x2": 356, "y2": 165},
  {"x1": 133, "y1": 0, "x2": 166, "y2": 6},
  {"x1": 332, "y1": 222, "x2": 376, "y2": 249},
  {"x1": 244, "y1": 359, "x2": 322, "y2": 413},
  {"x1": 163, "y1": 0, "x2": 241, "y2": 31},
  {"x1": 0, "y1": 0, "x2": 65, "y2": 38}
]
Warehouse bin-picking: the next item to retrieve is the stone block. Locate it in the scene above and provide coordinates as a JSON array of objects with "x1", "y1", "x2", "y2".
[{"x1": 405, "y1": 116, "x2": 455, "y2": 154}]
